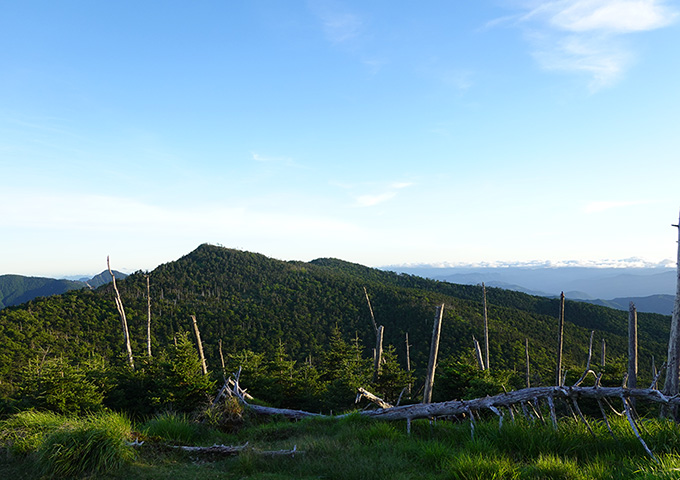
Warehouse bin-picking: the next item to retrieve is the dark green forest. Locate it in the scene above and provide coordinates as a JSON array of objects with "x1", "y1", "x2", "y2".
[{"x1": 0, "y1": 244, "x2": 671, "y2": 417}]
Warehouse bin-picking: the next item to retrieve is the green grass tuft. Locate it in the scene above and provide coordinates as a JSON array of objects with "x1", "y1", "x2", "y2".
[
  {"x1": 0, "y1": 410, "x2": 68, "y2": 455},
  {"x1": 140, "y1": 411, "x2": 212, "y2": 444},
  {"x1": 37, "y1": 412, "x2": 135, "y2": 478}
]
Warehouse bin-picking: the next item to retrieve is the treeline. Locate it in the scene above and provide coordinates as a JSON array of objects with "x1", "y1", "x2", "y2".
[{"x1": 0, "y1": 244, "x2": 671, "y2": 417}]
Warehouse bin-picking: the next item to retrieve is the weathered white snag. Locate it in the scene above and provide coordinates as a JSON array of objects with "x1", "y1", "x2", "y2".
[
  {"x1": 423, "y1": 304, "x2": 445, "y2": 404},
  {"x1": 629, "y1": 302, "x2": 638, "y2": 390},
  {"x1": 108, "y1": 256, "x2": 134, "y2": 369},
  {"x1": 664, "y1": 212, "x2": 680, "y2": 401},
  {"x1": 191, "y1": 315, "x2": 208, "y2": 375},
  {"x1": 482, "y1": 282, "x2": 490, "y2": 371},
  {"x1": 556, "y1": 292, "x2": 565, "y2": 386}
]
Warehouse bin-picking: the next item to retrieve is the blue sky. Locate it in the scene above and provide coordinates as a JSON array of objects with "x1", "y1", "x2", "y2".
[{"x1": 1, "y1": 0, "x2": 679, "y2": 277}]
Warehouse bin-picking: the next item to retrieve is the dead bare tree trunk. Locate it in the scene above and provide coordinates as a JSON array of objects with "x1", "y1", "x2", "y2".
[
  {"x1": 482, "y1": 282, "x2": 490, "y2": 371},
  {"x1": 363, "y1": 286, "x2": 378, "y2": 336},
  {"x1": 108, "y1": 256, "x2": 134, "y2": 369},
  {"x1": 373, "y1": 325, "x2": 384, "y2": 382},
  {"x1": 473, "y1": 336, "x2": 485, "y2": 370},
  {"x1": 145, "y1": 274, "x2": 152, "y2": 357},
  {"x1": 405, "y1": 332, "x2": 412, "y2": 394},
  {"x1": 364, "y1": 287, "x2": 383, "y2": 382},
  {"x1": 629, "y1": 302, "x2": 638, "y2": 389},
  {"x1": 219, "y1": 339, "x2": 227, "y2": 382},
  {"x1": 423, "y1": 304, "x2": 444, "y2": 404},
  {"x1": 664, "y1": 213, "x2": 680, "y2": 404},
  {"x1": 525, "y1": 338, "x2": 531, "y2": 389},
  {"x1": 191, "y1": 315, "x2": 208, "y2": 375},
  {"x1": 601, "y1": 338, "x2": 606, "y2": 367},
  {"x1": 556, "y1": 292, "x2": 565, "y2": 386}
]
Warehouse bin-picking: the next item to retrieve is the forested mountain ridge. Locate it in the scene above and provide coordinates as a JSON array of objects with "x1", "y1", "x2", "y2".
[
  {"x1": 0, "y1": 275, "x2": 84, "y2": 309},
  {"x1": 0, "y1": 270, "x2": 126, "y2": 309},
  {"x1": 0, "y1": 244, "x2": 671, "y2": 408}
]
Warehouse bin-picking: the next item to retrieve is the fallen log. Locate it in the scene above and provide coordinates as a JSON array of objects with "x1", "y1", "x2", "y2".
[
  {"x1": 231, "y1": 370, "x2": 680, "y2": 460},
  {"x1": 170, "y1": 442, "x2": 302, "y2": 456},
  {"x1": 351, "y1": 386, "x2": 679, "y2": 422}
]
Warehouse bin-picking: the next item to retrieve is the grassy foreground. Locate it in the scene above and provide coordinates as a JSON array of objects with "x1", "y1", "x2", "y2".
[{"x1": 4, "y1": 410, "x2": 680, "y2": 479}]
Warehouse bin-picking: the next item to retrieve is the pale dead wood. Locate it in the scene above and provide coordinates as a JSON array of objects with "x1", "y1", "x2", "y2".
[
  {"x1": 473, "y1": 335, "x2": 485, "y2": 370},
  {"x1": 574, "y1": 331, "x2": 595, "y2": 387},
  {"x1": 356, "y1": 387, "x2": 393, "y2": 409},
  {"x1": 354, "y1": 386, "x2": 680, "y2": 422},
  {"x1": 571, "y1": 398, "x2": 595, "y2": 437},
  {"x1": 482, "y1": 282, "x2": 490, "y2": 371},
  {"x1": 622, "y1": 395, "x2": 658, "y2": 463},
  {"x1": 232, "y1": 368, "x2": 320, "y2": 419},
  {"x1": 173, "y1": 442, "x2": 250, "y2": 454},
  {"x1": 664, "y1": 212, "x2": 680, "y2": 401},
  {"x1": 171, "y1": 442, "x2": 302, "y2": 456},
  {"x1": 145, "y1": 274, "x2": 152, "y2": 357},
  {"x1": 108, "y1": 256, "x2": 134, "y2": 369},
  {"x1": 405, "y1": 332, "x2": 412, "y2": 394},
  {"x1": 219, "y1": 339, "x2": 227, "y2": 382},
  {"x1": 597, "y1": 398, "x2": 616, "y2": 439},
  {"x1": 373, "y1": 325, "x2": 384, "y2": 382},
  {"x1": 423, "y1": 304, "x2": 444, "y2": 404},
  {"x1": 629, "y1": 303, "x2": 638, "y2": 390},
  {"x1": 525, "y1": 338, "x2": 531, "y2": 389},
  {"x1": 191, "y1": 315, "x2": 208, "y2": 375},
  {"x1": 556, "y1": 292, "x2": 565, "y2": 386},
  {"x1": 546, "y1": 395, "x2": 558, "y2": 430},
  {"x1": 363, "y1": 286, "x2": 378, "y2": 336}
]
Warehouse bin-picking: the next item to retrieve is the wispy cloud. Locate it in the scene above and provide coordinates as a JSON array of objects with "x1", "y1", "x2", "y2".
[
  {"x1": 348, "y1": 181, "x2": 414, "y2": 207},
  {"x1": 390, "y1": 182, "x2": 414, "y2": 189},
  {"x1": 583, "y1": 199, "x2": 652, "y2": 213},
  {"x1": 504, "y1": 0, "x2": 678, "y2": 89},
  {"x1": 537, "y1": 0, "x2": 677, "y2": 33},
  {"x1": 251, "y1": 152, "x2": 302, "y2": 168},
  {"x1": 309, "y1": 0, "x2": 364, "y2": 45},
  {"x1": 355, "y1": 192, "x2": 397, "y2": 207}
]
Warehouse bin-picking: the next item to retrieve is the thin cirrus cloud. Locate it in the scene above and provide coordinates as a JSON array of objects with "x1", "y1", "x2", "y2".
[
  {"x1": 352, "y1": 182, "x2": 413, "y2": 207},
  {"x1": 512, "y1": 0, "x2": 678, "y2": 89},
  {"x1": 251, "y1": 152, "x2": 302, "y2": 168},
  {"x1": 309, "y1": 0, "x2": 364, "y2": 45},
  {"x1": 583, "y1": 199, "x2": 651, "y2": 213}
]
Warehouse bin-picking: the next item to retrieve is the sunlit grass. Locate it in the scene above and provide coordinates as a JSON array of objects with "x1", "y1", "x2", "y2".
[
  {"x1": 1, "y1": 410, "x2": 135, "y2": 478},
  {"x1": 5, "y1": 410, "x2": 680, "y2": 479}
]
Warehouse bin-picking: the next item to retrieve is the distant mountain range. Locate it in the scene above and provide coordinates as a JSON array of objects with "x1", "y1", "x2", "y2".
[
  {"x1": 381, "y1": 265, "x2": 677, "y2": 315},
  {"x1": 0, "y1": 271, "x2": 127, "y2": 309}
]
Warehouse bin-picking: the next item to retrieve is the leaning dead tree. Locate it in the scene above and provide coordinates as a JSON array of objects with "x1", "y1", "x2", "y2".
[
  {"x1": 108, "y1": 256, "x2": 134, "y2": 369},
  {"x1": 191, "y1": 315, "x2": 208, "y2": 375},
  {"x1": 423, "y1": 304, "x2": 444, "y2": 404},
  {"x1": 473, "y1": 335, "x2": 485, "y2": 370},
  {"x1": 664, "y1": 213, "x2": 680, "y2": 403},
  {"x1": 364, "y1": 287, "x2": 383, "y2": 382}
]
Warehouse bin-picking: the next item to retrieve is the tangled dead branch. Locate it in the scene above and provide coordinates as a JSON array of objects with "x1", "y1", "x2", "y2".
[{"x1": 227, "y1": 364, "x2": 680, "y2": 463}]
